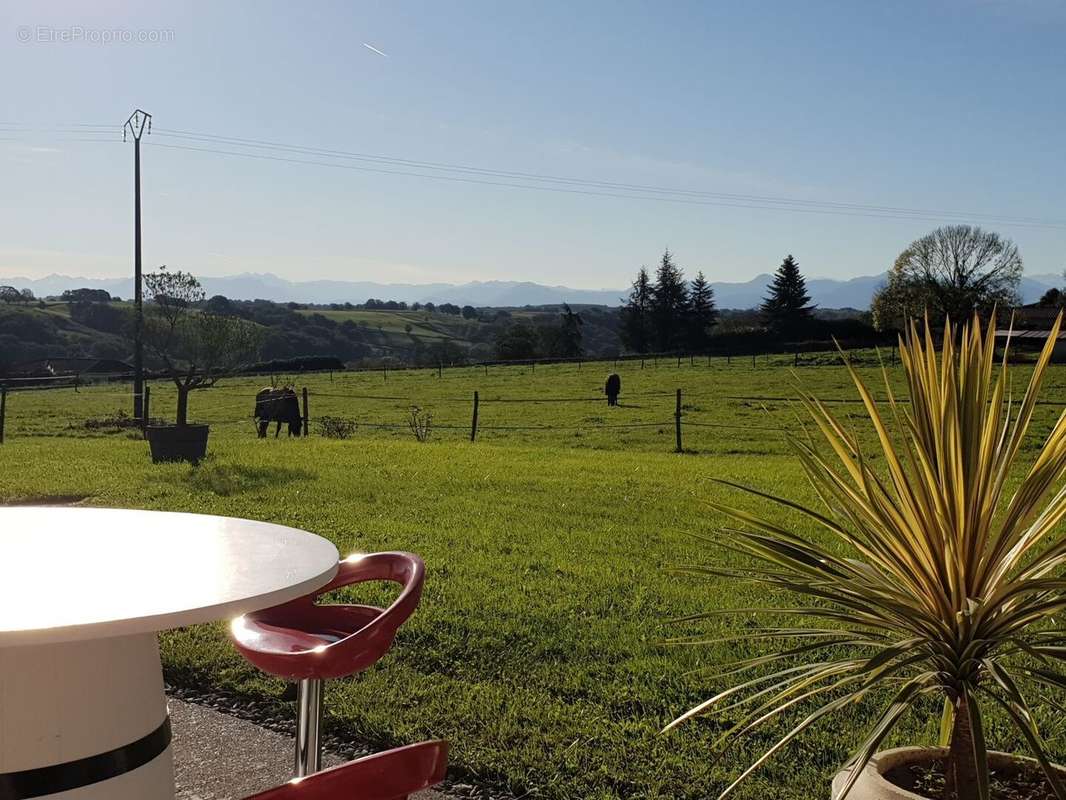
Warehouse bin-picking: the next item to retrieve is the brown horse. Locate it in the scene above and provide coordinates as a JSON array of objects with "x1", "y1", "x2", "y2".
[{"x1": 254, "y1": 387, "x2": 303, "y2": 437}]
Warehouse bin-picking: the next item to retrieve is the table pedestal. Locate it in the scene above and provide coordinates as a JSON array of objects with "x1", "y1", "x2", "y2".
[{"x1": 0, "y1": 633, "x2": 173, "y2": 799}]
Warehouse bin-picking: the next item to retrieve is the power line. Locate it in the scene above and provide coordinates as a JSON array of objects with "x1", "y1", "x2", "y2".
[
  {"x1": 141, "y1": 140, "x2": 1066, "y2": 229},
  {"x1": 5, "y1": 121, "x2": 1066, "y2": 229},
  {"x1": 145, "y1": 126, "x2": 1066, "y2": 227}
]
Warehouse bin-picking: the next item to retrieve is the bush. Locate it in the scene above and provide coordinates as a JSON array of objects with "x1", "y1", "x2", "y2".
[
  {"x1": 317, "y1": 416, "x2": 358, "y2": 439},
  {"x1": 408, "y1": 406, "x2": 432, "y2": 442}
]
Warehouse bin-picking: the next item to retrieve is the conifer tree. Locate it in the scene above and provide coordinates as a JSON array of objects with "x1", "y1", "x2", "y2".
[
  {"x1": 761, "y1": 254, "x2": 814, "y2": 336},
  {"x1": 556, "y1": 303, "x2": 584, "y2": 357},
  {"x1": 620, "y1": 267, "x2": 653, "y2": 353},
  {"x1": 650, "y1": 249, "x2": 690, "y2": 351},
  {"x1": 686, "y1": 271, "x2": 718, "y2": 352}
]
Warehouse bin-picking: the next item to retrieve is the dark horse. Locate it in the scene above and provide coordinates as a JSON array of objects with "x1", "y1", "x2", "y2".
[
  {"x1": 255, "y1": 387, "x2": 303, "y2": 438},
  {"x1": 605, "y1": 373, "x2": 621, "y2": 406}
]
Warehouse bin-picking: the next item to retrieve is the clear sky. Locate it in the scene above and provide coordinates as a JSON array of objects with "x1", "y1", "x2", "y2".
[{"x1": 2, "y1": 0, "x2": 1064, "y2": 288}]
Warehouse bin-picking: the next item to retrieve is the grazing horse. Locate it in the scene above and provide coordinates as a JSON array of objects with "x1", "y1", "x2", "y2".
[
  {"x1": 605, "y1": 373, "x2": 621, "y2": 406},
  {"x1": 254, "y1": 387, "x2": 303, "y2": 438}
]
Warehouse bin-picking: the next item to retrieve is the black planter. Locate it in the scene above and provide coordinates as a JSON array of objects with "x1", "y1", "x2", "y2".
[{"x1": 145, "y1": 424, "x2": 210, "y2": 464}]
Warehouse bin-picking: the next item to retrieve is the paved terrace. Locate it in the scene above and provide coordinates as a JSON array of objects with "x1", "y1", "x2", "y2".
[{"x1": 171, "y1": 697, "x2": 448, "y2": 800}]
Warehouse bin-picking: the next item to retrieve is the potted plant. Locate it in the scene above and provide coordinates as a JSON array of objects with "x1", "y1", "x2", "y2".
[
  {"x1": 667, "y1": 314, "x2": 1066, "y2": 800},
  {"x1": 142, "y1": 266, "x2": 261, "y2": 463}
]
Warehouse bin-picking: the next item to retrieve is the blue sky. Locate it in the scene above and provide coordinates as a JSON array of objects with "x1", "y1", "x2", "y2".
[{"x1": 2, "y1": 0, "x2": 1064, "y2": 288}]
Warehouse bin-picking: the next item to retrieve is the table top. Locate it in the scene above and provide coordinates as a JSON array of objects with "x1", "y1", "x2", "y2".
[{"x1": 0, "y1": 507, "x2": 340, "y2": 646}]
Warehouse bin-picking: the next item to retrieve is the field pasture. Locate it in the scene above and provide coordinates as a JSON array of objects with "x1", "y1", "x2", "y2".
[
  {"x1": 295, "y1": 307, "x2": 468, "y2": 341},
  {"x1": 2, "y1": 355, "x2": 1065, "y2": 799}
]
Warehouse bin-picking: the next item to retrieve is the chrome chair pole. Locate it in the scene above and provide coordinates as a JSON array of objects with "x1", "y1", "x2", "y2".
[{"x1": 294, "y1": 678, "x2": 324, "y2": 777}]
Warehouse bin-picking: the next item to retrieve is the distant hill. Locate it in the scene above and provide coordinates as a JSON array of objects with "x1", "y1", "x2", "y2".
[{"x1": 3, "y1": 271, "x2": 1061, "y2": 309}]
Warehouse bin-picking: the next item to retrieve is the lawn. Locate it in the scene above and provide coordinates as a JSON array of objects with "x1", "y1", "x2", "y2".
[{"x1": 2, "y1": 356, "x2": 1065, "y2": 799}]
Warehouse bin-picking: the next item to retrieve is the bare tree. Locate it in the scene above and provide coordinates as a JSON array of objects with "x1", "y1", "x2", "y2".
[
  {"x1": 143, "y1": 266, "x2": 262, "y2": 425},
  {"x1": 872, "y1": 225, "x2": 1022, "y2": 330}
]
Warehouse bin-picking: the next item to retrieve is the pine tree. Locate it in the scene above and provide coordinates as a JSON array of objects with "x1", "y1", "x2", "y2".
[
  {"x1": 556, "y1": 303, "x2": 584, "y2": 357},
  {"x1": 686, "y1": 271, "x2": 718, "y2": 352},
  {"x1": 650, "y1": 249, "x2": 690, "y2": 352},
  {"x1": 761, "y1": 254, "x2": 814, "y2": 336},
  {"x1": 620, "y1": 267, "x2": 653, "y2": 353}
]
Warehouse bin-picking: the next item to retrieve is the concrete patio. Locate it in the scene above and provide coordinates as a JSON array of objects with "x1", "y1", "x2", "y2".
[{"x1": 171, "y1": 697, "x2": 446, "y2": 800}]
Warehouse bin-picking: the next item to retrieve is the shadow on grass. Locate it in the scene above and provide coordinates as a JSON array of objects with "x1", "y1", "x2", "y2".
[{"x1": 183, "y1": 461, "x2": 316, "y2": 497}]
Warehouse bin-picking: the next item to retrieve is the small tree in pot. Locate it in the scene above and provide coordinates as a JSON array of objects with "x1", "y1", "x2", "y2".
[
  {"x1": 668, "y1": 314, "x2": 1066, "y2": 800},
  {"x1": 142, "y1": 266, "x2": 261, "y2": 462}
]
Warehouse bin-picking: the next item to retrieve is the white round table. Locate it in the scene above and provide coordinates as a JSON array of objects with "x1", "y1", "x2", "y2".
[{"x1": 0, "y1": 507, "x2": 340, "y2": 800}]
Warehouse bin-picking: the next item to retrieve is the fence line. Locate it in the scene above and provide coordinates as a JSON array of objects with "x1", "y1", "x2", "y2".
[
  {"x1": 684, "y1": 420, "x2": 786, "y2": 432},
  {"x1": 310, "y1": 391, "x2": 470, "y2": 403},
  {"x1": 0, "y1": 380, "x2": 778, "y2": 450}
]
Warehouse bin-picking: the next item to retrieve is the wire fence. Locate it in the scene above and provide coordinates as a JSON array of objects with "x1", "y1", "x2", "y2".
[
  {"x1": 0, "y1": 379, "x2": 767, "y2": 450},
  {"x1": 3, "y1": 348, "x2": 1061, "y2": 450}
]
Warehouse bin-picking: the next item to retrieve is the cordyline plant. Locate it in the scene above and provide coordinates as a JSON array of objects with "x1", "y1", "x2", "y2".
[{"x1": 667, "y1": 314, "x2": 1066, "y2": 800}]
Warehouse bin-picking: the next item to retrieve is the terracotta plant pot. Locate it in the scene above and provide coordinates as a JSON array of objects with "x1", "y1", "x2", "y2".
[
  {"x1": 145, "y1": 424, "x2": 209, "y2": 464},
  {"x1": 832, "y1": 746, "x2": 1066, "y2": 799}
]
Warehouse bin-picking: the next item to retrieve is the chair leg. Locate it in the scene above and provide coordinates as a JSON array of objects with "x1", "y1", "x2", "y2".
[{"x1": 294, "y1": 678, "x2": 324, "y2": 777}]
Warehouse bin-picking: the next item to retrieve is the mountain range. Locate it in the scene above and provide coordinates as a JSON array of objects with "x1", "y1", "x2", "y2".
[{"x1": 3, "y1": 271, "x2": 1062, "y2": 310}]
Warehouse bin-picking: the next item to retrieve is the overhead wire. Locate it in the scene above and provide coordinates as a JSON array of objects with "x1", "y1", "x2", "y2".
[{"x1": 3, "y1": 121, "x2": 1064, "y2": 227}]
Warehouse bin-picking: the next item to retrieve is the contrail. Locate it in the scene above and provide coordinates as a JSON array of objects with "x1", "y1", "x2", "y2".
[{"x1": 362, "y1": 43, "x2": 388, "y2": 57}]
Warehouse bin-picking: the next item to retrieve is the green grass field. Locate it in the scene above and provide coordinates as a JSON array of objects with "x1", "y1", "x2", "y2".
[
  {"x1": 296, "y1": 308, "x2": 472, "y2": 341},
  {"x1": 2, "y1": 356, "x2": 1065, "y2": 799}
]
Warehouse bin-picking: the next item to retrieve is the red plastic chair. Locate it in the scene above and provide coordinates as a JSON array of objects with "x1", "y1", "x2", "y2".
[
  {"x1": 231, "y1": 552, "x2": 425, "y2": 776},
  {"x1": 242, "y1": 740, "x2": 448, "y2": 800}
]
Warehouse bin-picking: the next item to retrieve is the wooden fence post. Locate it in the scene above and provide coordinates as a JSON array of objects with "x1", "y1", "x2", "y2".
[
  {"x1": 142, "y1": 385, "x2": 151, "y2": 432},
  {"x1": 677, "y1": 355, "x2": 682, "y2": 368},
  {"x1": 0, "y1": 386, "x2": 6, "y2": 444},
  {"x1": 383, "y1": 365, "x2": 388, "y2": 382},
  {"x1": 674, "y1": 388, "x2": 682, "y2": 453},
  {"x1": 640, "y1": 358, "x2": 645, "y2": 370},
  {"x1": 438, "y1": 362, "x2": 443, "y2": 379},
  {"x1": 752, "y1": 353, "x2": 756, "y2": 368},
  {"x1": 470, "y1": 391, "x2": 479, "y2": 442},
  {"x1": 302, "y1": 387, "x2": 309, "y2": 436}
]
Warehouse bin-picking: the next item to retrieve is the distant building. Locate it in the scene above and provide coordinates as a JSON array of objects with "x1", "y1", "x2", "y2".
[
  {"x1": 6, "y1": 357, "x2": 133, "y2": 379},
  {"x1": 995, "y1": 329, "x2": 1066, "y2": 362}
]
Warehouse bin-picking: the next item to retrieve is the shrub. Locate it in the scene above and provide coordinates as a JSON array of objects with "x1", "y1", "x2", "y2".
[
  {"x1": 408, "y1": 406, "x2": 432, "y2": 442},
  {"x1": 317, "y1": 416, "x2": 357, "y2": 440}
]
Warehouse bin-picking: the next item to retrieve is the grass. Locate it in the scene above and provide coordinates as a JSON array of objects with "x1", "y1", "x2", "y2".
[
  {"x1": 296, "y1": 308, "x2": 470, "y2": 341},
  {"x1": 2, "y1": 355, "x2": 1065, "y2": 799}
]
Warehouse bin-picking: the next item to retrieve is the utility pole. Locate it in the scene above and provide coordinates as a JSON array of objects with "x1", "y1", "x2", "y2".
[{"x1": 124, "y1": 109, "x2": 151, "y2": 420}]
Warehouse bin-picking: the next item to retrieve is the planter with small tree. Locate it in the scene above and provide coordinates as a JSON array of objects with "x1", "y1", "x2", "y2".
[
  {"x1": 668, "y1": 314, "x2": 1066, "y2": 800},
  {"x1": 142, "y1": 266, "x2": 261, "y2": 463}
]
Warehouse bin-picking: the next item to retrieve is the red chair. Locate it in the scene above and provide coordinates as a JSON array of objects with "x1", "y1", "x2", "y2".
[
  {"x1": 242, "y1": 740, "x2": 448, "y2": 800},
  {"x1": 231, "y1": 552, "x2": 425, "y2": 776}
]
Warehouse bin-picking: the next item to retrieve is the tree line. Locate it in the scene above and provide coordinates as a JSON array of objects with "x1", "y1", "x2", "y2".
[{"x1": 619, "y1": 249, "x2": 816, "y2": 353}]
